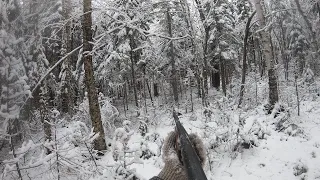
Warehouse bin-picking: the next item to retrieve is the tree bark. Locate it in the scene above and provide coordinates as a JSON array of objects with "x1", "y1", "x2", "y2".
[
  {"x1": 220, "y1": 55, "x2": 226, "y2": 96},
  {"x1": 294, "y1": 0, "x2": 319, "y2": 70},
  {"x1": 212, "y1": 63, "x2": 220, "y2": 89},
  {"x1": 239, "y1": 11, "x2": 256, "y2": 107},
  {"x1": 129, "y1": 33, "x2": 139, "y2": 115},
  {"x1": 194, "y1": 0, "x2": 209, "y2": 97},
  {"x1": 146, "y1": 79, "x2": 154, "y2": 106},
  {"x1": 153, "y1": 82, "x2": 159, "y2": 97},
  {"x1": 61, "y1": 0, "x2": 73, "y2": 114},
  {"x1": 82, "y1": 0, "x2": 106, "y2": 151},
  {"x1": 166, "y1": 9, "x2": 179, "y2": 104},
  {"x1": 253, "y1": 0, "x2": 278, "y2": 105},
  {"x1": 40, "y1": 84, "x2": 52, "y2": 154}
]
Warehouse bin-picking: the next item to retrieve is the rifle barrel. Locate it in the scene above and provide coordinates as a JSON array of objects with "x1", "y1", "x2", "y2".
[{"x1": 173, "y1": 111, "x2": 208, "y2": 180}]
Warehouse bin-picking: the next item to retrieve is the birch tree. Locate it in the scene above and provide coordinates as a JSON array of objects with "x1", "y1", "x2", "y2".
[{"x1": 253, "y1": 0, "x2": 278, "y2": 106}]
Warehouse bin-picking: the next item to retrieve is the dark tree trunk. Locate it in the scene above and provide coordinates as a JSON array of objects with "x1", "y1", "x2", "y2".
[
  {"x1": 239, "y1": 11, "x2": 256, "y2": 107},
  {"x1": 153, "y1": 83, "x2": 159, "y2": 97},
  {"x1": 129, "y1": 36, "x2": 139, "y2": 114},
  {"x1": 61, "y1": 0, "x2": 73, "y2": 115},
  {"x1": 220, "y1": 56, "x2": 226, "y2": 96},
  {"x1": 190, "y1": 77, "x2": 194, "y2": 112},
  {"x1": 143, "y1": 75, "x2": 147, "y2": 113},
  {"x1": 146, "y1": 79, "x2": 154, "y2": 106},
  {"x1": 195, "y1": 73, "x2": 202, "y2": 98},
  {"x1": 195, "y1": 0, "x2": 209, "y2": 97},
  {"x1": 82, "y1": 0, "x2": 106, "y2": 151},
  {"x1": 212, "y1": 64, "x2": 220, "y2": 89},
  {"x1": 202, "y1": 27, "x2": 209, "y2": 95},
  {"x1": 125, "y1": 79, "x2": 129, "y2": 110},
  {"x1": 268, "y1": 68, "x2": 278, "y2": 106},
  {"x1": 166, "y1": 9, "x2": 179, "y2": 104},
  {"x1": 123, "y1": 84, "x2": 127, "y2": 116}
]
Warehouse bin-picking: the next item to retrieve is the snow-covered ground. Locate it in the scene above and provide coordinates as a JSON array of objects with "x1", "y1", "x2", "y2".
[
  {"x1": 102, "y1": 98, "x2": 320, "y2": 180},
  {"x1": 2, "y1": 95, "x2": 320, "y2": 180}
]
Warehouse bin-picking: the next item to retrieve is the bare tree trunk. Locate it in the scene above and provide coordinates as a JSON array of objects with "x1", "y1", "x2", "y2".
[
  {"x1": 295, "y1": 73, "x2": 300, "y2": 116},
  {"x1": 202, "y1": 28, "x2": 209, "y2": 95},
  {"x1": 8, "y1": 121, "x2": 23, "y2": 180},
  {"x1": 123, "y1": 84, "x2": 127, "y2": 116},
  {"x1": 195, "y1": 72, "x2": 202, "y2": 98},
  {"x1": 194, "y1": 0, "x2": 209, "y2": 102},
  {"x1": 146, "y1": 79, "x2": 154, "y2": 106},
  {"x1": 254, "y1": 0, "x2": 278, "y2": 106},
  {"x1": 143, "y1": 75, "x2": 147, "y2": 113},
  {"x1": 39, "y1": 83, "x2": 52, "y2": 154},
  {"x1": 294, "y1": 0, "x2": 318, "y2": 48},
  {"x1": 162, "y1": 80, "x2": 167, "y2": 104},
  {"x1": 220, "y1": 56, "x2": 226, "y2": 96},
  {"x1": 212, "y1": 64, "x2": 220, "y2": 89},
  {"x1": 53, "y1": 119, "x2": 60, "y2": 180},
  {"x1": 153, "y1": 82, "x2": 159, "y2": 97},
  {"x1": 82, "y1": 0, "x2": 106, "y2": 151},
  {"x1": 125, "y1": 79, "x2": 129, "y2": 110},
  {"x1": 129, "y1": 35, "x2": 139, "y2": 115},
  {"x1": 166, "y1": 8, "x2": 179, "y2": 104},
  {"x1": 190, "y1": 77, "x2": 194, "y2": 112},
  {"x1": 294, "y1": 0, "x2": 319, "y2": 72},
  {"x1": 180, "y1": 0, "x2": 203, "y2": 105},
  {"x1": 61, "y1": 0, "x2": 73, "y2": 114},
  {"x1": 239, "y1": 11, "x2": 256, "y2": 107}
]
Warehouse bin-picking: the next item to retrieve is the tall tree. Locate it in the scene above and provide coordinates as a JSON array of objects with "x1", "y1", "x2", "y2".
[
  {"x1": 166, "y1": 8, "x2": 179, "y2": 104},
  {"x1": 253, "y1": 0, "x2": 279, "y2": 106},
  {"x1": 194, "y1": 0, "x2": 210, "y2": 100},
  {"x1": 150, "y1": 0, "x2": 193, "y2": 105},
  {"x1": 60, "y1": 0, "x2": 74, "y2": 114},
  {"x1": 239, "y1": 11, "x2": 256, "y2": 107},
  {"x1": 294, "y1": 0, "x2": 319, "y2": 74},
  {"x1": 82, "y1": 0, "x2": 107, "y2": 151}
]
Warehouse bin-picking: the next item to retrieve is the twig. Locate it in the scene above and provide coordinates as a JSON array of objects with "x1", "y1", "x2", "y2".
[{"x1": 84, "y1": 142, "x2": 99, "y2": 172}]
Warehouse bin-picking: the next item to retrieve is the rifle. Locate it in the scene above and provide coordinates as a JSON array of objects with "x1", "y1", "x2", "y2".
[{"x1": 173, "y1": 110, "x2": 208, "y2": 180}]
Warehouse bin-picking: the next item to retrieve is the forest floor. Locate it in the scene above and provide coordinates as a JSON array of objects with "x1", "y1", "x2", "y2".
[
  {"x1": 98, "y1": 95, "x2": 320, "y2": 180},
  {"x1": 2, "y1": 89, "x2": 320, "y2": 180}
]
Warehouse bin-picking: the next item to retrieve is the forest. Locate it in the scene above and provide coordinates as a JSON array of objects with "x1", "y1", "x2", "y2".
[{"x1": 0, "y1": 0, "x2": 320, "y2": 179}]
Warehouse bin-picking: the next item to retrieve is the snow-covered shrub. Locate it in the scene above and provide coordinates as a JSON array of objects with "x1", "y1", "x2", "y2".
[
  {"x1": 138, "y1": 120, "x2": 148, "y2": 136},
  {"x1": 114, "y1": 166, "x2": 139, "y2": 180},
  {"x1": 139, "y1": 140, "x2": 156, "y2": 160},
  {"x1": 303, "y1": 67, "x2": 314, "y2": 85},
  {"x1": 73, "y1": 92, "x2": 119, "y2": 137},
  {"x1": 270, "y1": 103, "x2": 290, "y2": 131},
  {"x1": 72, "y1": 94, "x2": 91, "y2": 126},
  {"x1": 284, "y1": 124, "x2": 303, "y2": 136},
  {"x1": 2, "y1": 119, "x2": 101, "y2": 180},
  {"x1": 111, "y1": 120, "x2": 135, "y2": 161},
  {"x1": 189, "y1": 113, "x2": 197, "y2": 121},
  {"x1": 233, "y1": 115, "x2": 270, "y2": 152},
  {"x1": 293, "y1": 159, "x2": 308, "y2": 176},
  {"x1": 111, "y1": 120, "x2": 142, "y2": 179},
  {"x1": 100, "y1": 92, "x2": 120, "y2": 133},
  {"x1": 145, "y1": 132, "x2": 161, "y2": 142},
  {"x1": 145, "y1": 132, "x2": 163, "y2": 155},
  {"x1": 230, "y1": 68, "x2": 269, "y2": 109},
  {"x1": 65, "y1": 120, "x2": 90, "y2": 147}
]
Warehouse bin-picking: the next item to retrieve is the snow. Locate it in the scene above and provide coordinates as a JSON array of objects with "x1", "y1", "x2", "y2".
[
  {"x1": 121, "y1": 100, "x2": 320, "y2": 180},
  {"x1": 3, "y1": 92, "x2": 320, "y2": 180}
]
